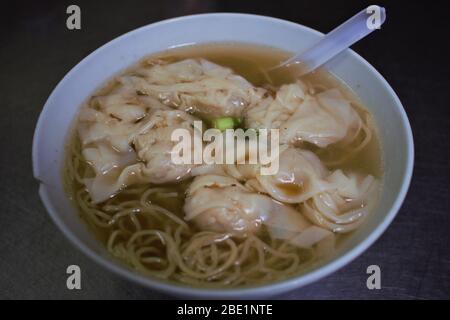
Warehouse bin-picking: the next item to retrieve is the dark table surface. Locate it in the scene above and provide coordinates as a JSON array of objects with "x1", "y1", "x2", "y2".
[{"x1": 1, "y1": 0, "x2": 449, "y2": 299}]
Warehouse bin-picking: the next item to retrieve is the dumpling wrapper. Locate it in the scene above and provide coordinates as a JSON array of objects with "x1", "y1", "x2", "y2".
[
  {"x1": 79, "y1": 108, "x2": 198, "y2": 203},
  {"x1": 245, "y1": 81, "x2": 363, "y2": 148},
  {"x1": 121, "y1": 59, "x2": 266, "y2": 118},
  {"x1": 184, "y1": 174, "x2": 335, "y2": 252}
]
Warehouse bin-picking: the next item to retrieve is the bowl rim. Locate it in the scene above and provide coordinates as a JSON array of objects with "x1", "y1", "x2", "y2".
[{"x1": 32, "y1": 12, "x2": 414, "y2": 298}]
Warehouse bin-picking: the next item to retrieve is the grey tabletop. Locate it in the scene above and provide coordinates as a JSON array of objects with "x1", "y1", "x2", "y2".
[{"x1": 1, "y1": 0, "x2": 449, "y2": 300}]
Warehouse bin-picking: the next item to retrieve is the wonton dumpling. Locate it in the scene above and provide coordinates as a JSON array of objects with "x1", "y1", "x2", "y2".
[
  {"x1": 245, "y1": 81, "x2": 363, "y2": 148},
  {"x1": 78, "y1": 108, "x2": 138, "y2": 153},
  {"x1": 223, "y1": 146, "x2": 377, "y2": 233},
  {"x1": 245, "y1": 81, "x2": 307, "y2": 129},
  {"x1": 78, "y1": 103, "x2": 198, "y2": 202},
  {"x1": 184, "y1": 175, "x2": 271, "y2": 235},
  {"x1": 302, "y1": 171, "x2": 378, "y2": 233},
  {"x1": 281, "y1": 89, "x2": 362, "y2": 147},
  {"x1": 78, "y1": 82, "x2": 171, "y2": 152},
  {"x1": 119, "y1": 59, "x2": 265, "y2": 118},
  {"x1": 82, "y1": 141, "x2": 136, "y2": 176},
  {"x1": 225, "y1": 147, "x2": 329, "y2": 203},
  {"x1": 254, "y1": 148, "x2": 329, "y2": 203},
  {"x1": 132, "y1": 109, "x2": 198, "y2": 184},
  {"x1": 184, "y1": 174, "x2": 335, "y2": 251}
]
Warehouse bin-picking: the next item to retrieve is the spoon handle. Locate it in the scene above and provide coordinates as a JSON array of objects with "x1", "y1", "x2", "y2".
[{"x1": 283, "y1": 5, "x2": 386, "y2": 75}]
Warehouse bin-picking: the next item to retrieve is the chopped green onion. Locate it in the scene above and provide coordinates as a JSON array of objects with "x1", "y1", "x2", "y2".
[{"x1": 213, "y1": 117, "x2": 239, "y2": 131}]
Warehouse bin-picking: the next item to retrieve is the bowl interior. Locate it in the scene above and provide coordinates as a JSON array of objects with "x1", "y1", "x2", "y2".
[{"x1": 33, "y1": 13, "x2": 413, "y2": 298}]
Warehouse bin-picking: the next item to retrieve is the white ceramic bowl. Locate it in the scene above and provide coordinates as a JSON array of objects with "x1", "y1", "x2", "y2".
[{"x1": 32, "y1": 13, "x2": 413, "y2": 298}]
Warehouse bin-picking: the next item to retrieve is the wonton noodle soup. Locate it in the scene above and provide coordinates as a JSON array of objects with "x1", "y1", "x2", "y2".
[{"x1": 64, "y1": 43, "x2": 383, "y2": 288}]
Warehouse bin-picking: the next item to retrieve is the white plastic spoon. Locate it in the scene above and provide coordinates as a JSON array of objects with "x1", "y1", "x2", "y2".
[{"x1": 273, "y1": 5, "x2": 386, "y2": 76}]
